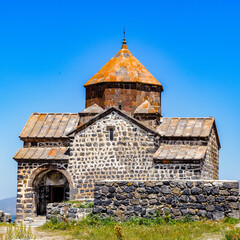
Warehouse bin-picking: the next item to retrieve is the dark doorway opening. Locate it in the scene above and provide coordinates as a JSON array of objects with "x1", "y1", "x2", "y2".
[
  {"x1": 50, "y1": 186, "x2": 65, "y2": 203},
  {"x1": 34, "y1": 170, "x2": 69, "y2": 216}
]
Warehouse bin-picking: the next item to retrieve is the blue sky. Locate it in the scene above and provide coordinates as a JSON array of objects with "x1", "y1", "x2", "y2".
[{"x1": 0, "y1": 0, "x2": 240, "y2": 199}]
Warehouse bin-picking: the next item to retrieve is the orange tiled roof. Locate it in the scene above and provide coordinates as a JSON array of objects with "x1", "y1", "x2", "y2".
[
  {"x1": 14, "y1": 147, "x2": 69, "y2": 160},
  {"x1": 19, "y1": 113, "x2": 79, "y2": 139},
  {"x1": 153, "y1": 144, "x2": 207, "y2": 160},
  {"x1": 84, "y1": 40, "x2": 162, "y2": 87}
]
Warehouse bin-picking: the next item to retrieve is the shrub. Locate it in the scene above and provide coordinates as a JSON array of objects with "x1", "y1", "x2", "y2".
[{"x1": 225, "y1": 228, "x2": 240, "y2": 240}]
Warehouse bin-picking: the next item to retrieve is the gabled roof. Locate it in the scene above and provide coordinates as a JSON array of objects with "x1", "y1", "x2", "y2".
[
  {"x1": 84, "y1": 40, "x2": 162, "y2": 88},
  {"x1": 153, "y1": 144, "x2": 207, "y2": 161},
  {"x1": 157, "y1": 117, "x2": 221, "y2": 148},
  {"x1": 134, "y1": 100, "x2": 158, "y2": 114},
  {"x1": 67, "y1": 107, "x2": 160, "y2": 136},
  {"x1": 13, "y1": 147, "x2": 69, "y2": 161},
  {"x1": 19, "y1": 113, "x2": 79, "y2": 139},
  {"x1": 80, "y1": 104, "x2": 104, "y2": 115}
]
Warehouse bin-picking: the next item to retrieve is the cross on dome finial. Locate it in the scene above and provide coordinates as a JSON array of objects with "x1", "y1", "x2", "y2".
[{"x1": 121, "y1": 27, "x2": 127, "y2": 49}]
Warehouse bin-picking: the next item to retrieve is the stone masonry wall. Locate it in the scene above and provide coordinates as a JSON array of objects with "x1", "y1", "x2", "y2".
[
  {"x1": 69, "y1": 111, "x2": 204, "y2": 200},
  {"x1": 201, "y1": 129, "x2": 219, "y2": 180},
  {"x1": 16, "y1": 162, "x2": 69, "y2": 220},
  {"x1": 46, "y1": 203, "x2": 92, "y2": 221},
  {"x1": 93, "y1": 180, "x2": 239, "y2": 221}
]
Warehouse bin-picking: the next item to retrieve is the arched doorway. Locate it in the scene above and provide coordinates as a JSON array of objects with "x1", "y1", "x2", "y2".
[{"x1": 33, "y1": 170, "x2": 69, "y2": 216}]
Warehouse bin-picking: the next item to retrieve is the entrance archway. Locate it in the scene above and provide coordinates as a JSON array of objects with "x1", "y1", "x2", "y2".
[{"x1": 33, "y1": 170, "x2": 69, "y2": 216}]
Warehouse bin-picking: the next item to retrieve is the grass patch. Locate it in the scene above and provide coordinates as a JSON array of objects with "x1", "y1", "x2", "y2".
[
  {"x1": 41, "y1": 214, "x2": 240, "y2": 240},
  {"x1": 63, "y1": 200, "x2": 94, "y2": 209}
]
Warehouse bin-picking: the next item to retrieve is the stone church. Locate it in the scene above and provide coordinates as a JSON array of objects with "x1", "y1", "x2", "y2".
[{"x1": 14, "y1": 38, "x2": 221, "y2": 220}]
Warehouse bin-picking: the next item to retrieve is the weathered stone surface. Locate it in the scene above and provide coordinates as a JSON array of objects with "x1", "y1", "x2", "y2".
[{"x1": 93, "y1": 180, "x2": 239, "y2": 221}]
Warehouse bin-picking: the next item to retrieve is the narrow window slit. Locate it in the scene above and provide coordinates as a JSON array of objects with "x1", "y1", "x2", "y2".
[{"x1": 109, "y1": 128, "x2": 114, "y2": 141}]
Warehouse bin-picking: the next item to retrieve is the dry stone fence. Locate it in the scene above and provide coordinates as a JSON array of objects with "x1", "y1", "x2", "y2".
[{"x1": 93, "y1": 180, "x2": 239, "y2": 221}]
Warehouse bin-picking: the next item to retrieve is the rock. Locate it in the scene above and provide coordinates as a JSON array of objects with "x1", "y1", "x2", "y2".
[
  {"x1": 161, "y1": 186, "x2": 172, "y2": 194},
  {"x1": 191, "y1": 187, "x2": 201, "y2": 195},
  {"x1": 227, "y1": 196, "x2": 238, "y2": 202},
  {"x1": 212, "y1": 211, "x2": 224, "y2": 221},
  {"x1": 229, "y1": 202, "x2": 239, "y2": 210},
  {"x1": 206, "y1": 205, "x2": 215, "y2": 212},
  {"x1": 197, "y1": 194, "x2": 206, "y2": 203},
  {"x1": 182, "y1": 188, "x2": 190, "y2": 195},
  {"x1": 179, "y1": 195, "x2": 188, "y2": 203},
  {"x1": 172, "y1": 187, "x2": 181, "y2": 195},
  {"x1": 211, "y1": 187, "x2": 219, "y2": 195},
  {"x1": 227, "y1": 210, "x2": 239, "y2": 219}
]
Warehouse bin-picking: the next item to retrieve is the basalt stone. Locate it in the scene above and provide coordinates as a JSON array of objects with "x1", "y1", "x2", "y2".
[
  {"x1": 122, "y1": 199, "x2": 130, "y2": 206},
  {"x1": 182, "y1": 188, "x2": 190, "y2": 195},
  {"x1": 197, "y1": 210, "x2": 207, "y2": 217},
  {"x1": 141, "y1": 199, "x2": 148, "y2": 206},
  {"x1": 203, "y1": 187, "x2": 211, "y2": 195},
  {"x1": 154, "y1": 187, "x2": 160, "y2": 194},
  {"x1": 227, "y1": 196, "x2": 238, "y2": 202},
  {"x1": 197, "y1": 194, "x2": 206, "y2": 203},
  {"x1": 179, "y1": 195, "x2": 188, "y2": 203},
  {"x1": 169, "y1": 182, "x2": 177, "y2": 188},
  {"x1": 93, "y1": 207, "x2": 104, "y2": 214},
  {"x1": 212, "y1": 211, "x2": 225, "y2": 221},
  {"x1": 69, "y1": 208, "x2": 78, "y2": 213},
  {"x1": 216, "y1": 196, "x2": 225, "y2": 203},
  {"x1": 230, "y1": 189, "x2": 239, "y2": 196},
  {"x1": 149, "y1": 199, "x2": 157, "y2": 205},
  {"x1": 161, "y1": 186, "x2": 172, "y2": 194},
  {"x1": 211, "y1": 187, "x2": 219, "y2": 195},
  {"x1": 189, "y1": 195, "x2": 197, "y2": 202},
  {"x1": 94, "y1": 193, "x2": 102, "y2": 199},
  {"x1": 219, "y1": 190, "x2": 230, "y2": 195},
  {"x1": 191, "y1": 187, "x2": 201, "y2": 195},
  {"x1": 116, "y1": 194, "x2": 127, "y2": 200},
  {"x1": 101, "y1": 186, "x2": 109, "y2": 194},
  {"x1": 172, "y1": 187, "x2": 181, "y2": 195},
  {"x1": 229, "y1": 202, "x2": 239, "y2": 209},
  {"x1": 172, "y1": 208, "x2": 181, "y2": 216},
  {"x1": 196, "y1": 181, "x2": 204, "y2": 188},
  {"x1": 107, "y1": 193, "x2": 114, "y2": 198},
  {"x1": 114, "y1": 201, "x2": 121, "y2": 207},
  {"x1": 146, "y1": 187, "x2": 154, "y2": 194},
  {"x1": 188, "y1": 209, "x2": 196, "y2": 215},
  {"x1": 223, "y1": 182, "x2": 239, "y2": 189},
  {"x1": 206, "y1": 212, "x2": 212, "y2": 219},
  {"x1": 227, "y1": 210, "x2": 239, "y2": 219},
  {"x1": 124, "y1": 186, "x2": 135, "y2": 193},
  {"x1": 109, "y1": 187, "x2": 116, "y2": 193},
  {"x1": 103, "y1": 199, "x2": 112, "y2": 206},
  {"x1": 178, "y1": 182, "x2": 186, "y2": 189},
  {"x1": 206, "y1": 195, "x2": 215, "y2": 203},
  {"x1": 187, "y1": 182, "x2": 193, "y2": 188},
  {"x1": 206, "y1": 205, "x2": 215, "y2": 212},
  {"x1": 94, "y1": 199, "x2": 102, "y2": 205},
  {"x1": 130, "y1": 199, "x2": 140, "y2": 205},
  {"x1": 215, "y1": 205, "x2": 224, "y2": 211},
  {"x1": 137, "y1": 187, "x2": 146, "y2": 193}
]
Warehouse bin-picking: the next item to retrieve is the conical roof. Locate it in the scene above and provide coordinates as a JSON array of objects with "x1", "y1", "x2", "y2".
[{"x1": 84, "y1": 39, "x2": 162, "y2": 87}]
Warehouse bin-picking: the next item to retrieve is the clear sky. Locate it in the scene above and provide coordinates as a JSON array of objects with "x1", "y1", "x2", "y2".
[{"x1": 0, "y1": 0, "x2": 240, "y2": 199}]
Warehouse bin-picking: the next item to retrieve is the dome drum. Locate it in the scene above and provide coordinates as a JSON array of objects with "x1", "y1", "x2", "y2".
[{"x1": 85, "y1": 82, "x2": 162, "y2": 116}]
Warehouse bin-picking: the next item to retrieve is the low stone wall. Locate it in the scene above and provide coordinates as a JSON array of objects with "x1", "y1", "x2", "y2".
[
  {"x1": 93, "y1": 180, "x2": 239, "y2": 221},
  {"x1": 47, "y1": 203, "x2": 93, "y2": 221},
  {"x1": 0, "y1": 210, "x2": 12, "y2": 223}
]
